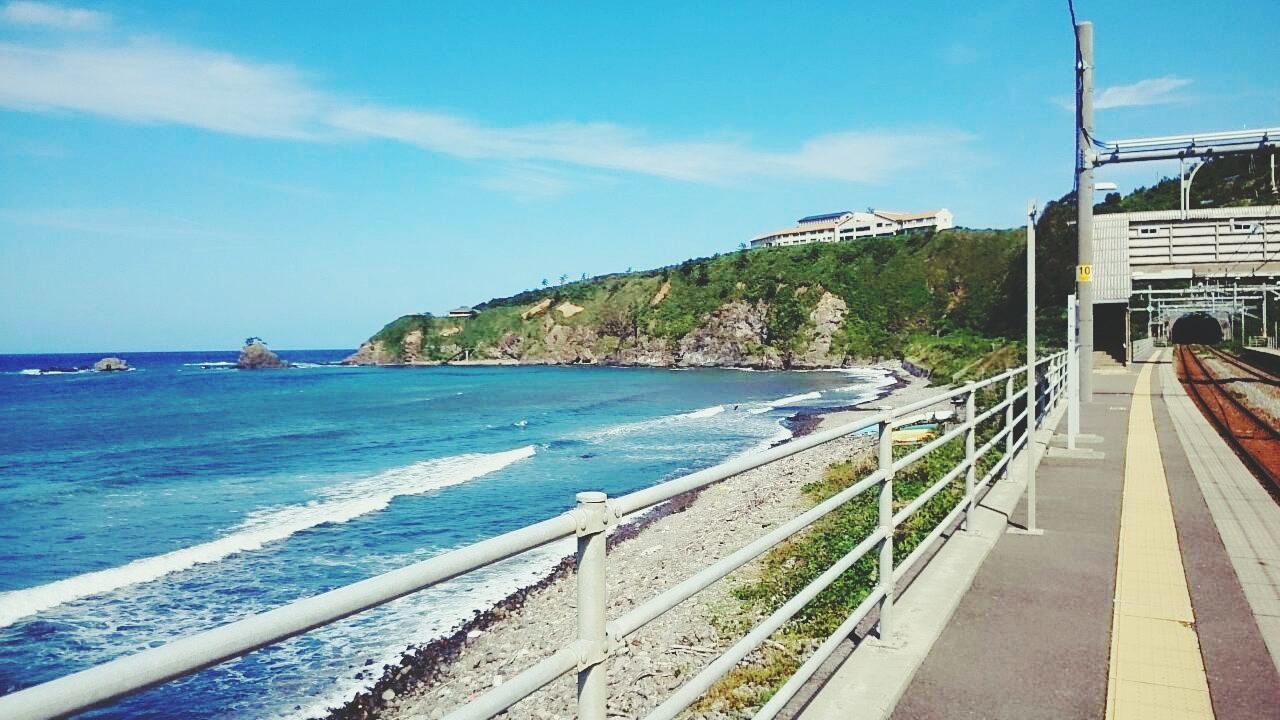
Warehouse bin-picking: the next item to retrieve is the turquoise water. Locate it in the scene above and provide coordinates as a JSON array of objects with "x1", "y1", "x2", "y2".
[{"x1": 0, "y1": 351, "x2": 892, "y2": 718}]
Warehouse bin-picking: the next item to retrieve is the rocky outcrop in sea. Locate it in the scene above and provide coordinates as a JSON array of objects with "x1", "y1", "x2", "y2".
[
  {"x1": 93, "y1": 357, "x2": 129, "y2": 372},
  {"x1": 236, "y1": 341, "x2": 288, "y2": 369}
]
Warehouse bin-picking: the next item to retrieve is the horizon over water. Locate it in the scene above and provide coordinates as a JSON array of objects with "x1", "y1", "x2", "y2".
[{"x1": 0, "y1": 350, "x2": 894, "y2": 718}]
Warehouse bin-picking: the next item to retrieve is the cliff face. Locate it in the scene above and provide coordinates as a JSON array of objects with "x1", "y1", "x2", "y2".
[
  {"x1": 346, "y1": 290, "x2": 854, "y2": 369},
  {"x1": 348, "y1": 229, "x2": 1030, "y2": 368}
]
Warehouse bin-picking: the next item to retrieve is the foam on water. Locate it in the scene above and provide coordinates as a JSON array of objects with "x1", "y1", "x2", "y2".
[
  {"x1": 747, "y1": 390, "x2": 824, "y2": 414},
  {"x1": 768, "y1": 391, "x2": 823, "y2": 407},
  {"x1": 0, "y1": 445, "x2": 536, "y2": 628},
  {"x1": 583, "y1": 405, "x2": 733, "y2": 440},
  {"x1": 680, "y1": 405, "x2": 725, "y2": 419},
  {"x1": 288, "y1": 538, "x2": 574, "y2": 720}
]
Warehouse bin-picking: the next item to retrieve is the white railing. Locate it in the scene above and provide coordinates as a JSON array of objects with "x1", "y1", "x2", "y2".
[{"x1": 0, "y1": 351, "x2": 1068, "y2": 720}]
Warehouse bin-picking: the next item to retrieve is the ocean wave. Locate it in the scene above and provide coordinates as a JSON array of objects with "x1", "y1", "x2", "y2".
[
  {"x1": 584, "y1": 405, "x2": 731, "y2": 440},
  {"x1": 680, "y1": 405, "x2": 725, "y2": 419},
  {"x1": 734, "y1": 422, "x2": 795, "y2": 457},
  {"x1": 182, "y1": 361, "x2": 237, "y2": 368},
  {"x1": 287, "y1": 538, "x2": 574, "y2": 720},
  {"x1": 769, "y1": 391, "x2": 823, "y2": 407},
  {"x1": 833, "y1": 369, "x2": 896, "y2": 393},
  {"x1": 747, "y1": 390, "x2": 823, "y2": 414},
  {"x1": 0, "y1": 445, "x2": 537, "y2": 628}
]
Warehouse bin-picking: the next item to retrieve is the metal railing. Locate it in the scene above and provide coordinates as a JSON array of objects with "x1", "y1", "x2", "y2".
[{"x1": 0, "y1": 351, "x2": 1068, "y2": 720}]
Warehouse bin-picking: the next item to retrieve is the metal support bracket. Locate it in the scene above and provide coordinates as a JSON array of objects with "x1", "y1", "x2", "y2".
[
  {"x1": 572, "y1": 502, "x2": 612, "y2": 536},
  {"x1": 575, "y1": 634, "x2": 613, "y2": 672}
]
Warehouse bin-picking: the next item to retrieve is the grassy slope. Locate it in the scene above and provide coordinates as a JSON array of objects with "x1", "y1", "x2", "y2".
[{"x1": 365, "y1": 228, "x2": 1031, "y2": 369}]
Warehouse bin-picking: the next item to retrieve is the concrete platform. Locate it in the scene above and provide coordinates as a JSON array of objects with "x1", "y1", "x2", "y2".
[{"x1": 793, "y1": 355, "x2": 1280, "y2": 719}]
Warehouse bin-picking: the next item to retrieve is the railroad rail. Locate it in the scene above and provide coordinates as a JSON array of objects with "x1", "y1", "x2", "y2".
[
  {"x1": 1203, "y1": 346, "x2": 1280, "y2": 385},
  {"x1": 1175, "y1": 345, "x2": 1280, "y2": 496}
]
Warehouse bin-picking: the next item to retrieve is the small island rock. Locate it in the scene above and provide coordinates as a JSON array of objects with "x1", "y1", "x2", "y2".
[
  {"x1": 236, "y1": 340, "x2": 288, "y2": 370},
  {"x1": 93, "y1": 357, "x2": 129, "y2": 372}
]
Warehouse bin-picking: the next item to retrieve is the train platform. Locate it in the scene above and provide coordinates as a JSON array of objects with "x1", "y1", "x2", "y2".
[{"x1": 794, "y1": 350, "x2": 1280, "y2": 719}]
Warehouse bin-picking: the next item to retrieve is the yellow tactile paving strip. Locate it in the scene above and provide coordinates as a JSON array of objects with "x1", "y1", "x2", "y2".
[{"x1": 1105, "y1": 359, "x2": 1214, "y2": 719}]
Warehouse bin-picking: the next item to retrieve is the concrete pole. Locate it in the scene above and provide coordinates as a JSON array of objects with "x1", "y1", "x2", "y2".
[
  {"x1": 1076, "y1": 21, "x2": 1095, "y2": 403},
  {"x1": 1026, "y1": 200, "x2": 1039, "y2": 533}
]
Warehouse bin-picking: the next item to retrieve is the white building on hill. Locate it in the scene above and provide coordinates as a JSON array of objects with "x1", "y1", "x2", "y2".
[{"x1": 750, "y1": 208, "x2": 954, "y2": 249}]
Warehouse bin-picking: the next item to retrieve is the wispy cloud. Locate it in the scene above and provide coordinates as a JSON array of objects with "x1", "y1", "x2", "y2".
[
  {"x1": 1, "y1": 1, "x2": 107, "y2": 31},
  {"x1": 0, "y1": 207, "x2": 255, "y2": 241},
  {"x1": 1095, "y1": 76, "x2": 1191, "y2": 110},
  {"x1": 0, "y1": 41, "x2": 331, "y2": 139},
  {"x1": 941, "y1": 42, "x2": 978, "y2": 66},
  {"x1": 1054, "y1": 76, "x2": 1192, "y2": 111},
  {"x1": 477, "y1": 164, "x2": 592, "y2": 201},
  {"x1": 0, "y1": 6, "x2": 974, "y2": 187}
]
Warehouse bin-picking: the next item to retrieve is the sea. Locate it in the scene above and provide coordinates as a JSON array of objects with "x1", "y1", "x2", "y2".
[{"x1": 0, "y1": 350, "x2": 894, "y2": 718}]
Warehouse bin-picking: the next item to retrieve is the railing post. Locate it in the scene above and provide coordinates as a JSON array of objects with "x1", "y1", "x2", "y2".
[
  {"x1": 963, "y1": 389, "x2": 977, "y2": 531},
  {"x1": 877, "y1": 414, "x2": 896, "y2": 641},
  {"x1": 575, "y1": 491, "x2": 610, "y2": 720},
  {"x1": 1004, "y1": 376, "x2": 1015, "y2": 473}
]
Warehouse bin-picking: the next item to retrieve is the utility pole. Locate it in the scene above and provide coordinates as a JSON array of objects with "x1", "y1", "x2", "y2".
[{"x1": 1076, "y1": 20, "x2": 1095, "y2": 403}]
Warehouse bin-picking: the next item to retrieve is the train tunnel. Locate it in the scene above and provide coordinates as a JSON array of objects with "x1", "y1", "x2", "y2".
[{"x1": 1169, "y1": 313, "x2": 1225, "y2": 344}]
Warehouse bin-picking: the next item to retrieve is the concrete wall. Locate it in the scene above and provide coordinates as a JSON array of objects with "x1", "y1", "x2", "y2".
[{"x1": 1132, "y1": 336, "x2": 1155, "y2": 362}]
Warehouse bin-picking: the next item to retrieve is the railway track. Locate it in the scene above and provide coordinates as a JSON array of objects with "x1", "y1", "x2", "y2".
[
  {"x1": 1175, "y1": 344, "x2": 1280, "y2": 496},
  {"x1": 1202, "y1": 345, "x2": 1280, "y2": 385}
]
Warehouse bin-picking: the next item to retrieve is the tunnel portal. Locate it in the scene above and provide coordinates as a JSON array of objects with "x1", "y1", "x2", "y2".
[{"x1": 1169, "y1": 313, "x2": 1225, "y2": 345}]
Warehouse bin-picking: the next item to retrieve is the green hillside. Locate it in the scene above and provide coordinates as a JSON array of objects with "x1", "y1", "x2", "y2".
[
  {"x1": 355, "y1": 227, "x2": 1029, "y2": 374},
  {"x1": 354, "y1": 150, "x2": 1275, "y2": 376}
]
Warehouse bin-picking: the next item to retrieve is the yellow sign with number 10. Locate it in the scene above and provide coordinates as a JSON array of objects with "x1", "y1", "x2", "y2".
[{"x1": 1077, "y1": 264, "x2": 1093, "y2": 282}]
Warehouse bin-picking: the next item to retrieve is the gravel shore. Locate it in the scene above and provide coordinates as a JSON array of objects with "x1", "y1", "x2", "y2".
[{"x1": 328, "y1": 364, "x2": 943, "y2": 720}]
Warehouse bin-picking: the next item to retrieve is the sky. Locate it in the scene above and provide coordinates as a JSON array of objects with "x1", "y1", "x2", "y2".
[{"x1": 1, "y1": 1, "x2": 1277, "y2": 353}]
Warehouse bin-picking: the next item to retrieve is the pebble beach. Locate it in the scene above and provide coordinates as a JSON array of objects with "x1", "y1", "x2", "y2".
[{"x1": 329, "y1": 365, "x2": 948, "y2": 720}]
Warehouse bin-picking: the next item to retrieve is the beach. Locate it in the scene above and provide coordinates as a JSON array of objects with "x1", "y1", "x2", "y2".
[{"x1": 331, "y1": 364, "x2": 948, "y2": 720}]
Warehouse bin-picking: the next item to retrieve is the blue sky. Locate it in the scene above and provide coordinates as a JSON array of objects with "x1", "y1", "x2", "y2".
[{"x1": 1, "y1": 1, "x2": 1276, "y2": 352}]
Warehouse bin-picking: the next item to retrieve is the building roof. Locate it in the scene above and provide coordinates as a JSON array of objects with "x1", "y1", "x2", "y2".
[
  {"x1": 797, "y1": 211, "x2": 851, "y2": 224},
  {"x1": 1114, "y1": 205, "x2": 1280, "y2": 222},
  {"x1": 873, "y1": 209, "x2": 945, "y2": 221},
  {"x1": 449, "y1": 306, "x2": 476, "y2": 314},
  {"x1": 753, "y1": 219, "x2": 842, "y2": 241}
]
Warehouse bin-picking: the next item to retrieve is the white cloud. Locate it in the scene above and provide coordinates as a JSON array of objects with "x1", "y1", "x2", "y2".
[
  {"x1": 1094, "y1": 76, "x2": 1191, "y2": 110},
  {"x1": 1, "y1": 2, "x2": 108, "y2": 31},
  {"x1": 0, "y1": 41, "x2": 330, "y2": 139},
  {"x1": 0, "y1": 34, "x2": 972, "y2": 186}
]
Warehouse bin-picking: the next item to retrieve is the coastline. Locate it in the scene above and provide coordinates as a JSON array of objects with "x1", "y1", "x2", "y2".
[{"x1": 324, "y1": 363, "x2": 938, "y2": 720}]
